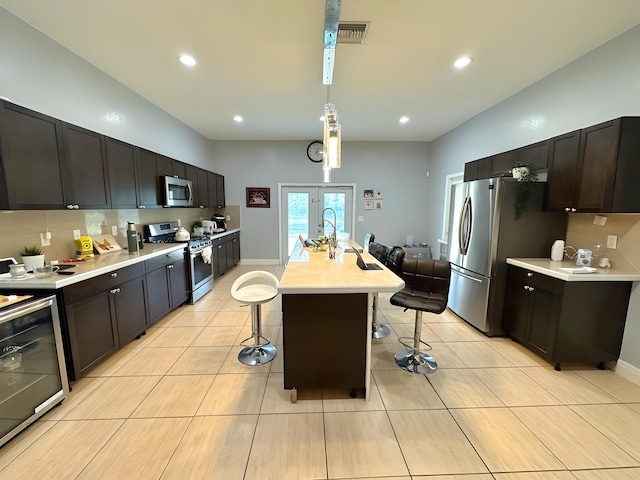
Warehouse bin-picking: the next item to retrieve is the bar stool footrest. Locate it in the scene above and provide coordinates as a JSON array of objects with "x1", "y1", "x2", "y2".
[
  {"x1": 397, "y1": 336, "x2": 432, "y2": 351},
  {"x1": 239, "y1": 334, "x2": 272, "y2": 349}
]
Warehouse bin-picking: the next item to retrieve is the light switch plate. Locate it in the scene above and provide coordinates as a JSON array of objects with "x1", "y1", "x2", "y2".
[
  {"x1": 73, "y1": 229, "x2": 81, "y2": 240},
  {"x1": 606, "y1": 235, "x2": 618, "y2": 249},
  {"x1": 40, "y1": 232, "x2": 50, "y2": 247},
  {"x1": 111, "y1": 226, "x2": 118, "y2": 236}
]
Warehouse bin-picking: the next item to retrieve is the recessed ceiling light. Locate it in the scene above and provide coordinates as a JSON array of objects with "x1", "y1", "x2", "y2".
[
  {"x1": 399, "y1": 116, "x2": 410, "y2": 124},
  {"x1": 454, "y1": 56, "x2": 472, "y2": 69},
  {"x1": 178, "y1": 55, "x2": 196, "y2": 66},
  {"x1": 233, "y1": 115, "x2": 243, "y2": 122}
]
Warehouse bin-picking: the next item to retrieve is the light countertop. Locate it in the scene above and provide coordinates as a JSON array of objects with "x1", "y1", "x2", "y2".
[
  {"x1": 507, "y1": 258, "x2": 640, "y2": 282},
  {"x1": 0, "y1": 243, "x2": 187, "y2": 290},
  {"x1": 0, "y1": 229, "x2": 240, "y2": 291},
  {"x1": 279, "y1": 240, "x2": 405, "y2": 294}
]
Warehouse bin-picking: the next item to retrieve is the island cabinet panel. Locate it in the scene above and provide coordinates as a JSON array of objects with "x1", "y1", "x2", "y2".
[
  {"x1": 0, "y1": 100, "x2": 66, "y2": 209},
  {"x1": 106, "y1": 137, "x2": 138, "y2": 209},
  {"x1": 504, "y1": 265, "x2": 631, "y2": 370},
  {"x1": 282, "y1": 293, "x2": 368, "y2": 390}
]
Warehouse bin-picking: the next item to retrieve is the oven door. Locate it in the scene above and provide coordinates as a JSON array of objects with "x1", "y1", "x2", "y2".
[{"x1": 190, "y1": 249, "x2": 213, "y2": 303}]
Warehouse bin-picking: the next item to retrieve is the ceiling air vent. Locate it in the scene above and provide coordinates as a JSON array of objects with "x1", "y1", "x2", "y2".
[{"x1": 337, "y1": 22, "x2": 370, "y2": 44}]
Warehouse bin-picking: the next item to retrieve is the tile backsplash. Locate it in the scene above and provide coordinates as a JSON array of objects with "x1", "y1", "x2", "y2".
[
  {"x1": 0, "y1": 206, "x2": 240, "y2": 264},
  {"x1": 565, "y1": 213, "x2": 640, "y2": 272}
]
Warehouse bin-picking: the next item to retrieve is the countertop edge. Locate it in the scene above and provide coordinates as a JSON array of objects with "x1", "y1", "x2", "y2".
[{"x1": 506, "y1": 258, "x2": 640, "y2": 282}]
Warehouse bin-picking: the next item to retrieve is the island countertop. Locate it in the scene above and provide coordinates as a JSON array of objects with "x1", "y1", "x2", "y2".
[
  {"x1": 279, "y1": 241, "x2": 405, "y2": 295},
  {"x1": 507, "y1": 258, "x2": 640, "y2": 282}
]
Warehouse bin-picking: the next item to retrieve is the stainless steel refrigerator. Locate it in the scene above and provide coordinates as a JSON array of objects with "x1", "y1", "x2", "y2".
[{"x1": 447, "y1": 177, "x2": 567, "y2": 336}]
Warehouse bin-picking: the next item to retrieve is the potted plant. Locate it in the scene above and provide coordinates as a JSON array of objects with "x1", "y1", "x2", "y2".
[
  {"x1": 19, "y1": 244, "x2": 45, "y2": 272},
  {"x1": 510, "y1": 162, "x2": 538, "y2": 219}
]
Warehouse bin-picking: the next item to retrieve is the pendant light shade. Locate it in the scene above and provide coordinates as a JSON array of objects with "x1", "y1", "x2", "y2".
[{"x1": 323, "y1": 103, "x2": 341, "y2": 170}]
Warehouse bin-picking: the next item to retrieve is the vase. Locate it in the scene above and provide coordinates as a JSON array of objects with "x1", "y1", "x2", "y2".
[
  {"x1": 22, "y1": 254, "x2": 45, "y2": 272},
  {"x1": 512, "y1": 166, "x2": 529, "y2": 180}
]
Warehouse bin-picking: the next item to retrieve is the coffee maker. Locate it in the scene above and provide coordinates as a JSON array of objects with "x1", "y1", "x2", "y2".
[{"x1": 211, "y1": 214, "x2": 227, "y2": 232}]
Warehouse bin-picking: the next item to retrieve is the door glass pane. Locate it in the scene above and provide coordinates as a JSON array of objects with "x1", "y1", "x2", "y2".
[
  {"x1": 323, "y1": 193, "x2": 346, "y2": 236},
  {"x1": 287, "y1": 192, "x2": 309, "y2": 256}
]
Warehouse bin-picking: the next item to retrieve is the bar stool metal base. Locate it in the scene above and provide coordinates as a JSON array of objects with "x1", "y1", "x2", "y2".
[
  {"x1": 238, "y1": 344, "x2": 277, "y2": 366},
  {"x1": 372, "y1": 323, "x2": 391, "y2": 339},
  {"x1": 394, "y1": 349, "x2": 437, "y2": 374}
]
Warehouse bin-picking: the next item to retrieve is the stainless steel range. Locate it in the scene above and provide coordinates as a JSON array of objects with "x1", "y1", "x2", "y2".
[{"x1": 145, "y1": 221, "x2": 213, "y2": 303}]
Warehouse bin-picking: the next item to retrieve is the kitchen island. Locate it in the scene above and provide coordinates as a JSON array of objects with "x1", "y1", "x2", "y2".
[
  {"x1": 278, "y1": 240, "x2": 404, "y2": 401},
  {"x1": 504, "y1": 258, "x2": 640, "y2": 371}
]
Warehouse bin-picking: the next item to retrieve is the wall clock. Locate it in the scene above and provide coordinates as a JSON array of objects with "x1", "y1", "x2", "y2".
[{"x1": 306, "y1": 141, "x2": 324, "y2": 163}]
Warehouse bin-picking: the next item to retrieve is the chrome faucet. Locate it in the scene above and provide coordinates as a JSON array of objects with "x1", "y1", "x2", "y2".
[{"x1": 322, "y1": 207, "x2": 338, "y2": 259}]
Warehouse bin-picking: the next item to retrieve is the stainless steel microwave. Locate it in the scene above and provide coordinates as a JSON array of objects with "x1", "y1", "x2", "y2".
[{"x1": 164, "y1": 176, "x2": 193, "y2": 207}]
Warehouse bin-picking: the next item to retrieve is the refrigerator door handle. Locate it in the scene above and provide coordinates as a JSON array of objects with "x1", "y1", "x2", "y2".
[
  {"x1": 459, "y1": 196, "x2": 472, "y2": 255},
  {"x1": 452, "y1": 268, "x2": 482, "y2": 283}
]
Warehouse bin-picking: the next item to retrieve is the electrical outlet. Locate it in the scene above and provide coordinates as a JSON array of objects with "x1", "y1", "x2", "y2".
[
  {"x1": 40, "y1": 232, "x2": 50, "y2": 247},
  {"x1": 45, "y1": 231, "x2": 51, "y2": 240},
  {"x1": 607, "y1": 235, "x2": 618, "y2": 249},
  {"x1": 177, "y1": 219, "x2": 181, "y2": 227},
  {"x1": 226, "y1": 215, "x2": 231, "y2": 221},
  {"x1": 73, "y1": 229, "x2": 81, "y2": 240},
  {"x1": 111, "y1": 225, "x2": 118, "y2": 236}
]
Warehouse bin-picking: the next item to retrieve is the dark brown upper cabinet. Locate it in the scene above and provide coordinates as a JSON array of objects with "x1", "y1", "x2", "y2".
[
  {"x1": 106, "y1": 137, "x2": 138, "y2": 209},
  {"x1": 61, "y1": 123, "x2": 111, "y2": 210},
  {"x1": 490, "y1": 150, "x2": 517, "y2": 177},
  {"x1": 464, "y1": 157, "x2": 491, "y2": 182},
  {"x1": 0, "y1": 101, "x2": 66, "y2": 209},
  {"x1": 517, "y1": 141, "x2": 549, "y2": 171},
  {"x1": 135, "y1": 148, "x2": 163, "y2": 208},
  {"x1": 215, "y1": 173, "x2": 225, "y2": 208},
  {"x1": 207, "y1": 171, "x2": 219, "y2": 208},
  {"x1": 546, "y1": 118, "x2": 640, "y2": 213},
  {"x1": 186, "y1": 165, "x2": 209, "y2": 208}
]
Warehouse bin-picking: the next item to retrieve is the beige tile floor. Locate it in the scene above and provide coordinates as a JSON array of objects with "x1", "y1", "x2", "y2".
[{"x1": 2, "y1": 264, "x2": 640, "y2": 479}]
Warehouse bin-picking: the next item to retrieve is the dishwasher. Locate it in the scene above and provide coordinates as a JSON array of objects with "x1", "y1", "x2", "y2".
[{"x1": 0, "y1": 294, "x2": 70, "y2": 447}]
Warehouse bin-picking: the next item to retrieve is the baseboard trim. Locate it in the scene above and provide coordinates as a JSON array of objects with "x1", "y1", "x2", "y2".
[
  {"x1": 614, "y1": 360, "x2": 640, "y2": 387},
  {"x1": 239, "y1": 259, "x2": 281, "y2": 265}
]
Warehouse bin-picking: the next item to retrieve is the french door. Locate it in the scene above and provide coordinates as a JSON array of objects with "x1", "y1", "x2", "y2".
[{"x1": 280, "y1": 185, "x2": 354, "y2": 262}]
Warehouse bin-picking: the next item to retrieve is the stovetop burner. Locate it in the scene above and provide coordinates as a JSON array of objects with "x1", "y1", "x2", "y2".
[{"x1": 145, "y1": 222, "x2": 212, "y2": 251}]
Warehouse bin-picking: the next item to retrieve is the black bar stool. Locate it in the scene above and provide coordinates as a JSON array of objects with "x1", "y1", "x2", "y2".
[{"x1": 390, "y1": 258, "x2": 451, "y2": 374}]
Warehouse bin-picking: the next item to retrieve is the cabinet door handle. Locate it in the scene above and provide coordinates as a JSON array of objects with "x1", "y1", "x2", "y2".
[
  {"x1": 571, "y1": 208, "x2": 577, "y2": 213},
  {"x1": 565, "y1": 207, "x2": 571, "y2": 212},
  {"x1": 74, "y1": 204, "x2": 79, "y2": 209},
  {"x1": 218, "y1": 245, "x2": 222, "y2": 249},
  {"x1": 67, "y1": 204, "x2": 73, "y2": 209},
  {"x1": 523, "y1": 285, "x2": 529, "y2": 291},
  {"x1": 527, "y1": 272, "x2": 533, "y2": 277},
  {"x1": 110, "y1": 288, "x2": 120, "y2": 294},
  {"x1": 167, "y1": 264, "x2": 174, "y2": 269},
  {"x1": 111, "y1": 272, "x2": 118, "y2": 277}
]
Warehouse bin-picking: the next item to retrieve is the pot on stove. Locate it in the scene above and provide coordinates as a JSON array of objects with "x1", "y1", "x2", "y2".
[{"x1": 175, "y1": 227, "x2": 191, "y2": 241}]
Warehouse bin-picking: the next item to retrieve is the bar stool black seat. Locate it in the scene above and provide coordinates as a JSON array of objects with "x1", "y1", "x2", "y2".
[{"x1": 390, "y1": 258, "x2": 451, "y2": 374}]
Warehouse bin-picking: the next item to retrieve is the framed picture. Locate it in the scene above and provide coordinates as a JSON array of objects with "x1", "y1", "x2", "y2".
[{"x1": 246, "y1": 187, "x2": 270, "y2": 208}]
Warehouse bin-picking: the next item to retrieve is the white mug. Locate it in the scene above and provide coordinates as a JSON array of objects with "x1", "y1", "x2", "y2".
[{"x1": 9, "y1": 264, "x2": 26, "y2": 278}]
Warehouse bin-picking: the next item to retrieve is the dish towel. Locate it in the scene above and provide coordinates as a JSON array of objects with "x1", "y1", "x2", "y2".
[{"x1": 202, "y1": 246, "x2": 212, "y2": 264}]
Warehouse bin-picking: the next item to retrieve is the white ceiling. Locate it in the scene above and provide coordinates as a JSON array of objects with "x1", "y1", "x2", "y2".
[{"x1": 2, "y1": 0, "x2": 640, "y2": 142}]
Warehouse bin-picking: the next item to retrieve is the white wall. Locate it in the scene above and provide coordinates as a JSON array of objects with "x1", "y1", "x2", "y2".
[
  {"x1": 212, "y1": 140, "x2": 430, "y2": 260},
  {"x1": 0, "y1": 8, "x2": 213, "y2": 168},
  {"x1": 427, "y1": 24, "x2": 640, "y2": 373}
]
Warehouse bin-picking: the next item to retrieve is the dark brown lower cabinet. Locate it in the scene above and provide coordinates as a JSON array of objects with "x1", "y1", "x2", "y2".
[
  {"x1": 282, "y1": 293, "x2": 367, "y2": 391},
  {"x1": 213, "y1": 232, "x2": 241, "y2": 278},
  {"x1": 145, "y1": 249, "x2": 189, "y2": 324},
  {"x1": 62, "y1": 264, "x2": 148, "y2": 378},
  {"x1": 504, "y1": 265, "x2": 631, "y2": 370}
]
